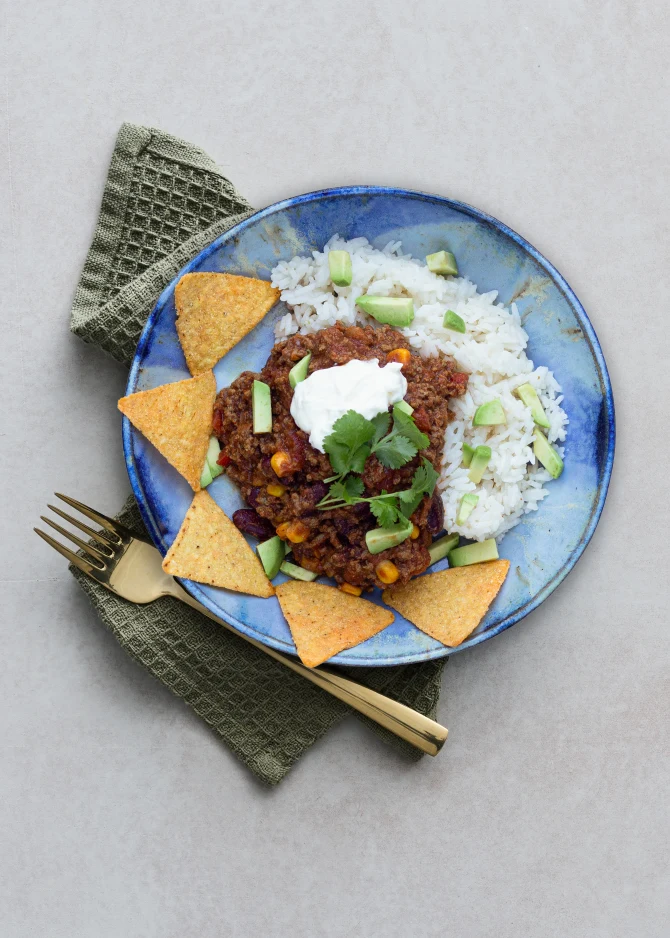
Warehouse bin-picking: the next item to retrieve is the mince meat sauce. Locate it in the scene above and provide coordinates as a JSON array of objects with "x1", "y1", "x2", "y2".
[{"x1": 212, "y1": 323, "x2": 468, "y2": 590}]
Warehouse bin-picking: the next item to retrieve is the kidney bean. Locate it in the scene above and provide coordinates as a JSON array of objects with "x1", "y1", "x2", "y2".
[
  {"x1": 308, "y1": 481, "x2": 328, "y2": 505},
  {"x1": 427, "y1": 493, "x2": 444, "y2": 535},
  {"x1": 232, "y1": 509, "x2": 275, "y2": 540},
  {"x1": 246, "y1": 486, "x2": 262, "y2": 509}
]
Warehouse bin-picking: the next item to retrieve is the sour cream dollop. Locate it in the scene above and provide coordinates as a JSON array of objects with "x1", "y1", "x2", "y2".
[{"x1": 290, "y1": 358, "x2": 407, "y2": 453}]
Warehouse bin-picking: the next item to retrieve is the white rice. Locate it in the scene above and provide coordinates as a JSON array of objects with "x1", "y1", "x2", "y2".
[{"x1": 271, "y1": 235, "x2": 568, "y2": 542}]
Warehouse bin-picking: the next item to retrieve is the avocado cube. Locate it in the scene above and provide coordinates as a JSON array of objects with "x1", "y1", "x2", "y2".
[
  {"x1": 426, "y1": 250, "x2": 458, "y2": 277},
  {"x1": 328, "y1": 250, "x2": 353, "y2": 286},
  {"x1": 456, "y1": 493, "x2": 479, "y2": 525},
  {"x1": 252, "y1": 380, "x2": 272, "y2": 434},
  {"x1": 206, "y1": 436, "x2": 223, "y2": 480},
  {"x1": 365, "y1": 522, "x2": 413, "y2": 555},
  {"x1": 448, "y1": 538, "x2": 499, "y2": 567},
  {"x1": 199, "y1": 460, "x2": 213, "y2": 489},
  {"x1": 461, "y1": 442, "x2": 476, "y2": 467},
  {"x1": 428, "y1": 532, "x2": 460, "y2": 565},
  {"x1": 473, "y1": 400, "x2": 506, "y2": 426},
  {"x1": 515, "y1": 383, "x2": 550, "y2": 429},
  {"x1": 394, "y1": 400, "x2": 414, "y2": 416},
  {"x1": 356, "y1": 295, "x2": 414, "y2": 327},
  {"x1": 443, "y1": 309, "x2": 466, "y2": 333},
  {"x1": 289, "y1": 352, "x2": 312, "y2": 389},
  {"x1": 468, "y1": 445, "x2": 492, "y2": 483},
  {"x1": 280, "y1": 560, "x2": 318, "y2": 582},
  {"x1": 257, "y1": 536, "x2": 286, "y2": 580},
  {"x1": 533, "y1": 428, "x2": 564, "y2": 479}
]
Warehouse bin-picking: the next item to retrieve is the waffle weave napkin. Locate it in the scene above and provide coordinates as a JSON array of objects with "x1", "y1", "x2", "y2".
[{"x1": 69, "y1": 122, "x2": 446, "y2": 785}]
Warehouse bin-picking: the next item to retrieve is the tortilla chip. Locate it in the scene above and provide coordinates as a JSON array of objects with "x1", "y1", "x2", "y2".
[
  {"x1": 118, "y1": 371, "x2": 216, "y2": 491},
  {"x1": 162, "y1": 490, "x2": 274, "y2": 597},
  {"x1": 382, "y1": 560, "x2": 510, "y2": 647},
  {"x1": 175, "y1": 272, "x2": 280, "y2": 375},
  {"x1": 275, "y1": 581, "x2": 394, "y2": 668}
]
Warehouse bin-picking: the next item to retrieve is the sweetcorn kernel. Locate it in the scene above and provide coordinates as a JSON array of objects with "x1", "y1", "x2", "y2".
[
  {"x1": 285, "y1": 521, "x2": 310, "y2": 543},
  {"x1": 339, "y1": 582, "x2": 363, "y2": 596},
  {"x1": 375, "y1": 561, "x2": 399, "y2": 584},
  {"x1": 270, "y1": 452, "x2": 292, "y2": 477},
  {"x1": 387, "y1": 348, "x2": 411, "y2": 366}
]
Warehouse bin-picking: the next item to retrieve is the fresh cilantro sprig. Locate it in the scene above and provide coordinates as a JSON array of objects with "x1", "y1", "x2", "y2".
[
  {"x1": 317, "y1": 456, "x2": 440, "y2": 524},
  {"x1": 322, "y1": 405, "x2": 430, "y2": 480},
  {"x1": 318, "y1": 405, "x2": 436, "y2": 526}
]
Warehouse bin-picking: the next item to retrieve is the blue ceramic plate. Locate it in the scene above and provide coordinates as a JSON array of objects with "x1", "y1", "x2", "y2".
[{"x1": 123, "y1": 187, "x2": 614, "y2": 666}]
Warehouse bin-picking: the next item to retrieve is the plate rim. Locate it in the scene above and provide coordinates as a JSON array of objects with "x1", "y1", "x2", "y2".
[{"x1": 123, "y1": 185, "x2": 616, "y2": 666}]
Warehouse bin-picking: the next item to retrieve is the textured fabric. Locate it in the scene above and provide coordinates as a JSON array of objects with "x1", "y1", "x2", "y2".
[{"x1": 68, "y1": 123, "x2": 446, "y2": 784}]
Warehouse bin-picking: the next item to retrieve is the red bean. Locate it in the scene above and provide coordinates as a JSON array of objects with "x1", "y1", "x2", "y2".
[{"x1": 232, "y1": 509, "x2": 275, "y2": 540}]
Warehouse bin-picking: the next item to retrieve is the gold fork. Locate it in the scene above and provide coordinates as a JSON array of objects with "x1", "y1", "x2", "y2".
[{"x1": 35, "y1": 494, "x2": 448, "y2": 756}]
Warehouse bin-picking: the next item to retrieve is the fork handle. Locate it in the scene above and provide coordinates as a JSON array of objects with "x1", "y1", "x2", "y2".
[{"x1": 168, "y1": 582, "x2": 448, "y2": 757}]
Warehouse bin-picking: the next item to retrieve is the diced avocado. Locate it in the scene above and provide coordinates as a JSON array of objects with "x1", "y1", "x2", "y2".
[
  {"x1": 468, "y1": 445, "x2": 492, "y2": 484},
  {"x1": 394, "y1": 400, "x2": 414, "y2": 416},
  {"x1": 473, "y1": 400, "x2": 506, "y2": 426},
  {"x1": 448, "y1": 538, "x2": 499, "y2": 567},
  {"x1": 289, "y1": 352, "x2": 312, "y2": 389},
  {"x1": 356, "y1": 295, "x2": 414, "y2": 327},
  {"x1": 365, "y1": 522, "x2": 413, "y2": 555},
  {"x1": 443, "y1": 309, "x2": 466, "y2": 333},
  {"x1": 533, "y1": 428, "x2": 564, "y2": 479},
  {"x1": 428, "y1": 532, "x2": 460, "y2": 565},
  {"x1": 456, "y1": 493, "x2": 479, "y2": 525},
  {"x1": 426, "y1": 250, "x2": 458, "y2": 277},
  {"x1": 206, "y1": 436, "x2": 223, "y2": 479},
  {"x1": 199, "y1": 436, "x2": 223, "y2": 488},
  {"x1": 515, "y1": 383, "x2": 550, "y2": 429},
  {"x1": 199, "y1": 460, "x2": 213, "y2": 489},
  {"x1": 328, "y1": 250, "x2": 353, "y2": 287},
  {"x1": 280, "y1": 560, "x2": 318, "y2": 582},
  {"x1": 252, "y1": 379, "x2": 272, "y2": 434},
  {"x1": 461, "y1": 442, "x2": 475, "y2": 467},
  {"x1": 257, "y1": 536, "x2": 286, "y2": 580}
]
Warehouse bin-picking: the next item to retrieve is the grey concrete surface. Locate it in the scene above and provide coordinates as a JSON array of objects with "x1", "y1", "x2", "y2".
[{"x1": 2, "y1": 1, "x2": 668, "y2": 935}]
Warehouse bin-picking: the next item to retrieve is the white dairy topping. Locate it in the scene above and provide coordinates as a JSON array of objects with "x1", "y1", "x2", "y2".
[{"x1": 290, "y1": 358, "x2": 407, "y2": 453}]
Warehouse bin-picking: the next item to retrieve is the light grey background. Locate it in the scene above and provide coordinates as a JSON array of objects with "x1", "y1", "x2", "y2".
[{"x1": 2, "y1": 1, "x2": 668, "y2": 936}]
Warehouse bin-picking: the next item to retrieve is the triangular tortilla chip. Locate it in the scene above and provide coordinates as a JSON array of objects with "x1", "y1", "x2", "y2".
[
  {"x1": 382, "y1": 559, "x2": 509, "y2": 647},
  {"x1": 276, "y1": 581, "x2": 394, "y2": 668},
  {"x1": 162, "y1": 490, "x2": 274, "y2": 597},
  {"x1": 118, "y1": 371, "x2": 216, "y2": 491},
  {"x1": 175, "y1": 272, "x2": 280, "y2": 375}
]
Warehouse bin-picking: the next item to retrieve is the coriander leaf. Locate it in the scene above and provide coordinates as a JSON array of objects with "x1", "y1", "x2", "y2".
[
  {"x1": 399, "y1": 490, "x2": 424, "y2": 518},
  {"x1": 374, "y1": 434, "x2": 417, "y2": 469},
  {"x1": 349, "y1": 443, "x2": 372, "y2": 474},
  {"x1": 371, "y1": 411, "x2": 391, "y2": 445},
  {"x1": 328, "y1": 410, "x2": 376, "y2": 451},
  {"x1": 343, "y1": 475, "x2": 365, "y2": 499},
  {"x1": 326, "y1": 480, "x2": 350, "y2": 503},
  {"x1": 322, "y1": 439, "x2": 350, "y2": 476},
  {"x1": 412, "y1": 457, "x2": 440, "y2": 497},
  {"x1": 370, "y1": 498, "x2": 401, "y2": 528},
  {"x1": 322, "y1": 410, "x2": 376, "y2": 477},
  {"x1": 392, "y1": 407, "x2": 430, "y2": 450},
  {"x1": 397, "y1": 457, "x2": 440, "y2": 517}
]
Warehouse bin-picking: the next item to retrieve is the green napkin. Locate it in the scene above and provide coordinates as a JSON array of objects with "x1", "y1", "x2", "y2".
[{"x1": 69, "y1": 123, "x2": 446, "y2": 785}]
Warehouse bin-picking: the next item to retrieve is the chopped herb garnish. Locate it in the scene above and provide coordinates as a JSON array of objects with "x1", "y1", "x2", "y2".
[
  {"x1": 318, "y1": 407, "x2": 436, "y2": 525},
  {"x1": 318, "y1": 457, "x2": 439, "y2": 522}
]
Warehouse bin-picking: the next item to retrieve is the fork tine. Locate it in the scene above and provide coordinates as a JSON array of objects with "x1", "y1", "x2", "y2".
[
  {"x1": 34, "y1": 528, "x2": 99, "y2": 576},
  {"x1": 54, "y1": 493, "x2": 124, "y2": 542},
  {"x1": 47, "y1": 504, "x2": 116, "y2": 552},
  {"x1": 40, "y1": 517, "x2": 108, "y2": 565}
]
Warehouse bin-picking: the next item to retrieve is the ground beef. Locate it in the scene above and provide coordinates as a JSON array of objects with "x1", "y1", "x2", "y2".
[{"x1": 213, "y1": 323, "x2": 468, "y2": 590}]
